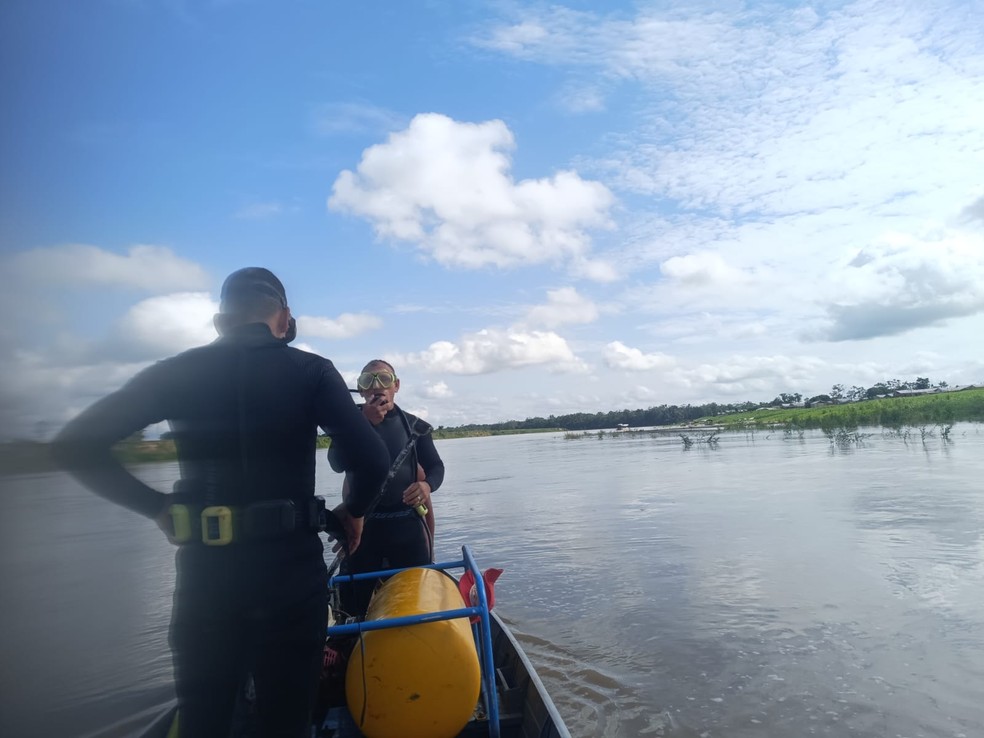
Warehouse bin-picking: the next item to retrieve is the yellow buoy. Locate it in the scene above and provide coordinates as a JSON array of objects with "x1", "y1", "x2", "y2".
[{"x1": 345, "y1": 568, "x2": 481, "y2": 738}]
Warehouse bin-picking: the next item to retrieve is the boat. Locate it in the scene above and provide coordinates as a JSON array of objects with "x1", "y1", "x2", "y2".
[{"x1": 140, "y1": 545, "x2": 571, "y2": 738}]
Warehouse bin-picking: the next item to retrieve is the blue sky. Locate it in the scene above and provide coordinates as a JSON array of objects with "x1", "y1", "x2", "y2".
[{"x1": 2, "y1": 0, "x2": 983, "y2": 439}]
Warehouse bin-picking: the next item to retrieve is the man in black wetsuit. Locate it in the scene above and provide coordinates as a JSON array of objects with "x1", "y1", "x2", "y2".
[
  {"x1": 328, "y1": 359, "x2": 445, "y2": 618},
  {"x1": 52, "y1": 267, "x2": 389, "y2": 738}
]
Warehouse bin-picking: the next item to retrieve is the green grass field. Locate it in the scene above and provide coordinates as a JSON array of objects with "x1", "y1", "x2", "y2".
[{"x1": 707, "y1": 388, "x2": 984, "y2": 429}]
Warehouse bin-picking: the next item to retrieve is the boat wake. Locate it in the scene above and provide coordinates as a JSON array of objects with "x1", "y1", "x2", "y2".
[
  {"x1": 73, "y1": 698, "x2": 175, "y2": 738},
  {"x1": 509, "y1": 624, "x2": 703, "y2": 738}
]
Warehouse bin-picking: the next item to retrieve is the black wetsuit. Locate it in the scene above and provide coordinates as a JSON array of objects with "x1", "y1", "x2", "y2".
[
  {"x1": 328, "y1": 405, "x2": 445, "y2": 617},
  {"x1": 53, "y1": 323, "x2": 389, "y2": 738}
]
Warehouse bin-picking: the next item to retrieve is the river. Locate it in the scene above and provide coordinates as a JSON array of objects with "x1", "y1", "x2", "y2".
[{"x1": 2, "y1": 424, "x2": 983, "y2": 737}]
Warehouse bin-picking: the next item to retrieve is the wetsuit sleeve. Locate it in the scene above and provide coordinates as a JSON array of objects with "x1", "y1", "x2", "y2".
[
  {"x1": 416, "y1": 433, "x2": 445, "y2": 494},
  {"x1": 326, "y1": 436, "x2": 344, "y2": 473},
  {"x1": 315, "y1": 361, "x2": 389, "y2": 518},
  {"x1": 51, "y1": 363, "x2": 171, "y2": 519}
]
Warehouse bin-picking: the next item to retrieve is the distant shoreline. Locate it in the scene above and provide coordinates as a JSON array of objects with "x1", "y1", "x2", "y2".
[
  {"x1": 0, "y1": 429, "x2": 565, "y2": 476},
  {"x1": 3, "y1": 390, "x2": 981, "y2": 475}
]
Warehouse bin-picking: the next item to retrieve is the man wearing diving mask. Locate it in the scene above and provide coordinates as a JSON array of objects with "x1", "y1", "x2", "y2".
[
  {"x1": 53, "y1": 267, "x2": 389, "y2": 738},
  {"x1": 328, "y1": 359, "x2": 445, "y2": 619}
]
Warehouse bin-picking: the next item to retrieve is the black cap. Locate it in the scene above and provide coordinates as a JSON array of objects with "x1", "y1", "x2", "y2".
[{"x1": 219, "y1": 267, "x2": 287, "y2": 313}]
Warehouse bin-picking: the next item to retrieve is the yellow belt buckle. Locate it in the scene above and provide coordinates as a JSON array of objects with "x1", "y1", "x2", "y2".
[
  {"x1": 168, "y1": 504, "x2": 194, "y2": 544},
  {"x1": 201, "y1": 506, "x2": 235, "y2": 546}
]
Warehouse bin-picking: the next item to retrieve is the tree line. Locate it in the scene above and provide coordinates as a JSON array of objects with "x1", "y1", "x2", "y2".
[
  {"x1": 441, "y1": 402, "x2": 743, "y2": 435},
  {"x1": 773, "y1": 377, "x2": 950, "y2": 407},
  {"x1": 442, "y1": 377, "x2": 960, "y2": 434}
]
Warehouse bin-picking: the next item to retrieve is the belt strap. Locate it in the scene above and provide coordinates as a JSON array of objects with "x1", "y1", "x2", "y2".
[{"x1": 167, "y1": 496, "x2": 332, "y2": 545}]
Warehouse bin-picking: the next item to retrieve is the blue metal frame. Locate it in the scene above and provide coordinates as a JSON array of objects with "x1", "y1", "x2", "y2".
[{"x1": 326, "y1": 545, "x2": 501, "y2": 738}]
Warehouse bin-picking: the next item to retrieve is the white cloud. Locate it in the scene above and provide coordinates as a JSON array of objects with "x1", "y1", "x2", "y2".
[
  {"x1": 475, "y1": 0, "x2": 984, "y2": 338},
  {"x1": 554, "y1": 83, "x2": 607, "y2": 113},
  {"x1": 0, "y1": 245, "x2": 218, "y2": 437},
  {"x1": 570, "y1": 255, "x2": 619, "y2": 282},
  {"x1": 338, "y1": 369, "x2": 361, "y2": 389},
  {"x1": 0, "y1": 246, "x2": 239, "y2": 436},
  {"x1": 660, "y1": 252, "x2": 751, "y2": 289},
  {"x1": 119, "y1": 292, "x2": 219, "y2": 356},
  {"x1": 640, "y1": 312, "x2": 775, "y2": 346},
  {"x1": 399, "y1": 328, "x2": 585, "y2": 374},
  {"x1": 597, "y1": 350, "x2": 830, "y2": 402},
  {"x1": 420, "y1": 381, "x2": 453, "y2": 400},
  {"x1": 814, "y1": 227, "x2": 984, "y2": 340},
  {"x1": 6, "y1": 2, "x2": 984, "y2": 437},
  {"x1": 481, "y1": 20, "x2": 551, "y2": 54},
  {"x1": 0, "y1": 353, "x2": 152, "y2": 440},
  {"x1": 604, "y1": 341, "x2": 675, "y2": 371},
  {"x1": 402, "y1": 405, "x2": 430, "y2": 421},
  {"x1": 480, "y1": 3, "x2": 984, "y2": 222},
  {"x1": 298, "y1": 313, "x2": 382, "y2": 340},
  {"x1": 961, "y1": 194, "x2": 984, "y2": 223},
  {"x1": 4, "y1": 244, "x2": 210, "y2": 293},
  {"x1": 328, "y1": 113, "x2": 616, "y2": 278},
  {"x1": 607, "y1": 205, "x2": 983, "y2": 355},
  {"x1": 680, "y1": 355, "x2": 829, "y2": 399},
  {"x1": 524, "y1": 287, "x2": 599, "y2": 329}
]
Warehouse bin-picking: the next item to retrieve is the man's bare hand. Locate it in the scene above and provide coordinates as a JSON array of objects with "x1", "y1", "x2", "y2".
[
  {"x1": 402, "y1": 480, "x2": 431, "y2": 510},
  {"x1": 330, "y1": 503, "x2": 364, "y2": 555},
  {"x1": 361, "y1": 394, "x2": 391, "y2": 426}
]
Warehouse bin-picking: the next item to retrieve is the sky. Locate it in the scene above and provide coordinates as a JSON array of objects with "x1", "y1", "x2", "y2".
[{"x1": 1, "y1": 0, "x2": 983, "y2": 440}]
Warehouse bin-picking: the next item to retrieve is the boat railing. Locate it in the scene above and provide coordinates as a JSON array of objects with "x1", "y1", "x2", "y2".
[{"x1": 326, "y1": 544, "x2": 501, "y2": 738}]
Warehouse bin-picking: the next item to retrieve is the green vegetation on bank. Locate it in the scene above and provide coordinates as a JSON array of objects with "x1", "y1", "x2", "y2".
[
  {"x1": 708, "y1": 388, "x2": 984, "y2": 429},
  {"x1": 115, "y1": 439, "x2": 178, "y2": 463},
  {"x1": 0, "y1": 436, "x2": 179, "y2": 475}
]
